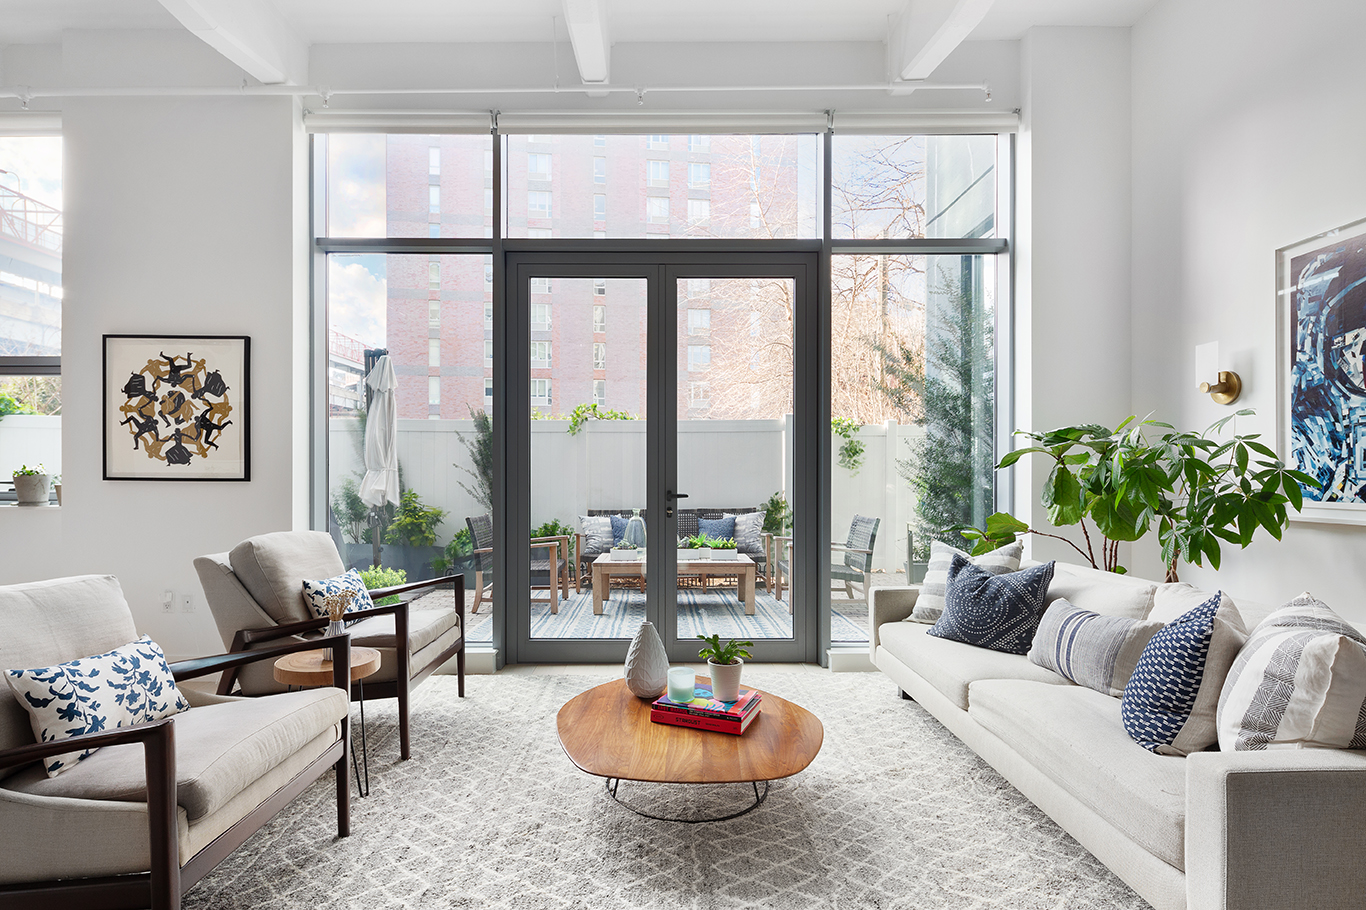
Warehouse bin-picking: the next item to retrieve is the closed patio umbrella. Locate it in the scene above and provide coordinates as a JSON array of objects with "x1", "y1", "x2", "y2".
[{"x1": 359, "y1": 354, "x2": 400, "y2": 568}]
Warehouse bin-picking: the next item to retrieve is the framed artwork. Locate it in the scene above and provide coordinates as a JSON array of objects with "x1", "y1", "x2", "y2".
[
  {"x1": 103, "y1": 335, "x2": 250, "y2": 481},
  {"x1": 1278, "y1": 217, "x2": 1366, "y2": 523}
]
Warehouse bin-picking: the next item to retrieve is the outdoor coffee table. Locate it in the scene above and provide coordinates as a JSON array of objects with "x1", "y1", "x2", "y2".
[
  {"x1": 556, "y1": 677, "x2": 823, "y2": 822},
  {"x1": 591, "y1": 553, "x2": 758, "y2": 615}
]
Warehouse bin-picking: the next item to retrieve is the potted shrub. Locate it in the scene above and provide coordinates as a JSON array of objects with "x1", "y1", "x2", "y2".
[
  {"x1": 611, "y1": 540, "x2": 640, "y2": 561},
  {"x1": 681, "y1": 532, "x2": 712, "y2": 560},
  {"x1": 709, "y1": 536, "x2": 739, "y2": 560},
  {"x1": 697, "y1": 633, "x2": 753, "y2": 703},
  {"x1": 12, "y1": 464, "x2": 49, "y2": 506}
]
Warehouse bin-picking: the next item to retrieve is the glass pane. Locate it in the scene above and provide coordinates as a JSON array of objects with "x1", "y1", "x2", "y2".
[
  {"x1": 504, "y1": 134, "x2": 818, "y2": 239},
  {"x1": 832, "y1": 135, "x2": 997, "y2": 240},
  {"x1": 828, "y1": 254, "x2": 996, "y2": 642},
  {"x1": 326, "y1": 134, "x2": 494, "y2": 239},
  {"x1": 326, "y1": 252, "x2": 494, "y2": 642},
  {"x1": 0, "y1": 136, "x2": 63, "y2": 356},
  {"x1": 676, "y1": 276, "x2": 795, "y2": 642},
  {"x1": 1, "y1": 376, "x2": 61, "y2": 499},
  {"x1": 529, "y1": 278, "x2": 648, "y2": 640}
]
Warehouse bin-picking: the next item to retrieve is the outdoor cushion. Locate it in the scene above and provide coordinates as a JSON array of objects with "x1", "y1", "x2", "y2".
[
  {"x1": 610, "y1": 515, "x2": 628, "y2": 545},
  {"x1": 969, "y1": 679, "x2": 1187, "y2": 871},
  {"x1": 929, "y1": 558, "x2": 1056, "y2": 655},
  {"x1": 698, "y1": 515, "x2": 736, "y2": 542},
  {"x1": 348, "y1": 609, "x2": 461, "y2": 656},
  {"x1": 229, "y1": 531, "x2": 344, "y2": 626},
  {"x1": 300, "y1": 568, "x2": 375, "y2": 620},
  {"x1": 727, "y1": 512, "x2": 764, "y2": 556},
  {"x1": 1028, "y1": 599, "x2": 1165, "y2": 697},
  {"x1": 909, "y1": 539, "x2": 1022, "y2": 623},
  {"x1": 1046, "y1": 561, "x2": 1157, "y2": 620},
  {"x1": 579, "y1": 515, "x2": 613, "y2": 555},
  {"x1": 876, "y1": 621, "x2": 1070, "y2": 711},
  {"x1": 5, "y1": 687, "x2": 346, "y2": 821}
]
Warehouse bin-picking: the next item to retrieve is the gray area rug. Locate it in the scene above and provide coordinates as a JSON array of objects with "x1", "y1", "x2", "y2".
[{"x1": 184, "y1": 671, "x2": 1148, "y2": 910}]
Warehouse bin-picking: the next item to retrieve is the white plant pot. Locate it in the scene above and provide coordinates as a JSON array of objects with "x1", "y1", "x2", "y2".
[
  {"x1": 13, "y1": 474, "x2": 49, "y2": 505},
  {"x1": 708, "y1": 658, "x2": 744, "y2": 703},
  {"x1": 610, "y1": 548, "x2": 640, "y2": 561},
  {"x1": 53, "y1": 483, "x2": 62, "y2": 506},
  {"x1": 624, "y1": 621, "x2": 669, "y2": 698},
  {"x1": 689, "y1": 547, "x2": 711, "y2": 560},
  {"x1": 711, "y1": 549, "x2": 738, "y2": 560}
]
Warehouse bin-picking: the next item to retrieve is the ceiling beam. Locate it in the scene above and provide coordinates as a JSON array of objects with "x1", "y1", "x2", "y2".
[
  {"x1": 157, "y1": 0, "x2": 307, "y2": 85},
  {"x1": 562, "y1": 0, "x2": 611, "y2": 85},
  {"x1": 887, "y1": 0, "x2": 995, "y2": 82}
]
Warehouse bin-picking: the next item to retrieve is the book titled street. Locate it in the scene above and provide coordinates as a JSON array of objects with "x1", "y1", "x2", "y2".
[{"x1": 650, "y1": 683, "x2": 762, "y2": 735}]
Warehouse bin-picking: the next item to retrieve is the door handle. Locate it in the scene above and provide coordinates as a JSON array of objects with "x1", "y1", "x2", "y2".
[{"x1": 666, "y1": 490, "x2": 688, "y2": 501}]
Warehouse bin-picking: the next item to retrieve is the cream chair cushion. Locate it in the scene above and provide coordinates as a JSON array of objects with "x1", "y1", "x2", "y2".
[{"x1": 229, "y1": 530, "x2": 345, "y2": 625}]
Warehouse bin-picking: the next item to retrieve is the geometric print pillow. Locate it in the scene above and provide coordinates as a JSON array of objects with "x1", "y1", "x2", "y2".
[
  {"x1": 927, "y1": 557, "x2": 1056, "y2": 655},
  {"x1": 908, "y1": 539, "x2": 1024, "y2": 624},
  {"x1": 301, "y1": 568, "x2": 375, "y2": 621},
  {"x1": 1121, "y1": 592, "x2": 1247, "y2": 756},
  {"x1": 3, "y1": 635, "x2": 191, "y2": 778},
  {"x1": 1217, "y1": 593, "x2": 1366, "y2": 751},
  {"x1": 1028, "y1": 598, "x2": 1165, "y2": 697}
]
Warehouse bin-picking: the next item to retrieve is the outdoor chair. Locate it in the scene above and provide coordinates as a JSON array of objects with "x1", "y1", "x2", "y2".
[
  {"x1": 0, "y1": 574, "x2": 352, "y2": 910},
  {"x1": 465, "y1": 514, "x2": 570, "y2": 614},
  {"x1": 832, "y1": 514, "x2": 880, "y2": 600},
  {"x1": 194, "y1": 530, "x2": 465, "y2": 761}
]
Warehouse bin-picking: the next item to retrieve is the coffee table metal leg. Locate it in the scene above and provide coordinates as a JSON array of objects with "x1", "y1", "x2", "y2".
[
  {"x1": 351, "y1": 677, "x2": 370, "y2": 798},
  {"x1": 603, "y1": 777, "x2": 770, "y2": 823}
]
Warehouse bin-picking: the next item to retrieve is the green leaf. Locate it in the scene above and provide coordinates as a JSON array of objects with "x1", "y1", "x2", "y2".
[
  {"x1": 1112, "y1": 565, "x2": 1128, "y2": 575},
  {"x1": 1201, "y1": 533, "x2": 1222, "y2": 570},
  {"x1": 1245, "y1": 440, "x2": 1277, "y2": 458},
  {"x1": 1043, "y1": 466, "x2": 1084, "y2": 526},
  {"x1": 984, "y1": 512, "x2": 1030, "y2": 536},
  {"x1": 1235, "y1": 444, "x2": 1249, "y2": 476},
  {"x1": 997, "y1": 447, "x2": 1049, "y2": 469}
]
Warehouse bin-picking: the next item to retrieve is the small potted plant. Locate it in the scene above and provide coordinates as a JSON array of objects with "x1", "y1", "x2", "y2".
[
  {"x1": 709, "y1": 536, "x2": 739, "y2": 560},
  {"x1": 12, "y1": 464, "x2": 49, "y2": 506},
  {"x1": 697, "y1": 633, "x2": 753, "y2": 703},
  {"x1": 611, "y1": 540, "x2": 640, "y2": 561},
  {"x1": 683, "y1": 532, "x2": 712, "y2": 559}
]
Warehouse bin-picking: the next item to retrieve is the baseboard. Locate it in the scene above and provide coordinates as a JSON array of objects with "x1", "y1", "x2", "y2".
[
  {"x1": 435, "y1": 647, "x2": 498, "y2": 675},
  {"x1": 826, "y1": 649, "x2": 876, "y2": 672}
]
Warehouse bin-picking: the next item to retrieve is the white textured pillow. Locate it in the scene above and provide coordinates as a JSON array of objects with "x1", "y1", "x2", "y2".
[
  {"x1": 4, "y1": 636, "x2": 191, "y2": 777},
  {"x1": 301, "y1": 568, "x2": 375, "y2": 620},
  {"x1": 1217, "y1": 594, "x2": 1366, "y2": 751},
  {"x1": 726, "y1": 512, "x2": 765, "y2": 556},
  {"x1": 579, "y1": 515, "x2": 613, "y2": 555},
  {"x1": 906, "y1": 539, "x2": 1023, "y2": 623}
]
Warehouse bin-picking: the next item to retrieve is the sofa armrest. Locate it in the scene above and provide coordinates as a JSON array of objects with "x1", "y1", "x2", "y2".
[
  {"x1": 868, "y1": 586, "x2": 920, "y2": 658},
  {"x1": 1186, "y1": 749, "x2": 1366, "y2": 910}
]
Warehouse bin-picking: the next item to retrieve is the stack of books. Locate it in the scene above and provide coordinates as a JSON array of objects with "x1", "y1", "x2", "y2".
[{"x1": 650, "y1": 682, "x2": 762, "y2": 735}]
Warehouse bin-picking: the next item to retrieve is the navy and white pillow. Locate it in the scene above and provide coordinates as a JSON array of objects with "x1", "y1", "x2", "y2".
[
  {"x1": 301, "y1": 568, "x2": 375, "y2": 621},
  {"x1": 1028, "y1": 599, "x2": 1164, "y2": 697},
  {"x1": 579, "y1": 515, "x2": 614, "y2": 556},
  {"x1": 1121, "y1": 592, "x2": 1247, "y2": 756},
  {"x1": 908, "y1": 539, "x2": 1023, "y2": 623},
  {"x1": 1217, "y1": 593, "x2": 1366, "y2": 751},
  {"x1": 928, "y1": 557, "x2": 1055, "y2": 655},
  {"x1": 4, "y1": 636, "x2": 191, "y2": 778}
]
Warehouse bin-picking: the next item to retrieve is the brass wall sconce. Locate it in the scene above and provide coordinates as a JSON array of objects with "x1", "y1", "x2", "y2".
[{"x1": 1199, "y1": 371, "x2": 1242, "y2": 405}]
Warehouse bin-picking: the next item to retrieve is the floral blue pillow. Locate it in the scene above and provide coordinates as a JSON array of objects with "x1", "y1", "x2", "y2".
[
  {"x1": 698, "y1": 515, "x2": 737, "y2": 542},
  {"x1": 4, "y1": 635, "x2": 191, "y2": 778},
  {"x1": 301, "y1": 568, "x2": 375, "y2": 621}
]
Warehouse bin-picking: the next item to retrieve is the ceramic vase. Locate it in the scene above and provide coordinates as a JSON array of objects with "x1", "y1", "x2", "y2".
[
  {"x1": 624, "y1": 620, "x2": 668, "y2": 698},
  {"x1": 624, "y1": 509, "x2": 647, "y2": 549},
  {"x1": 323, "y1": 619, "x2": 348, "y2": 663},
  {"x1": 709, "y1": 658, "x2": 744, "y2": 703}
]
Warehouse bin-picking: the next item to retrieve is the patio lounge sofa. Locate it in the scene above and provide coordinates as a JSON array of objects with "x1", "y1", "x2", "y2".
[{"x1": 575, "y1": 508, "x2": 770, "y2": 590}]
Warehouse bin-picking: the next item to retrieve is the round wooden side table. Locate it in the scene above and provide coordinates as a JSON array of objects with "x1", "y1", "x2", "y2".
[{"x1": 274, "y1": 646, "x2": 381, "y2": 796}]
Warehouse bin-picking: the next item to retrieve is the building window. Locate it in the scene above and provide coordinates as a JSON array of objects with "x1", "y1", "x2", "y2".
[
  {"x1": 484, "y1": 378, "x2": 494, "y2": 403},
  {"x1": 689, "y1": 162, "x2": 710, "y2": 188},
  {"x1": 593, "y1": 379, "x2": 606, "y2": 406},
  {"x1": 593, "y1": 343, "x2": 606, "y2": 370},
  {"x1": 648, "y1": 135, "x2": 668, "y2": 149},
  {"x1": 531, "y1": 378, "x2": 552, "y2": 406},
  {"x1": 484, "y1": 303, "x2": 493, "y2": 331},
  {"x1": 594, "y1": 157, "x2": 606, "y2": 184},
  {"x1": 428, "y1": 338, "x2": 440, "y2": 367},
  {"x1": 484, "y1": 188, "x2": 493, "y2": 215},
  {"x1": 428, "y1": 376, "x2": 441, "y2": 405},
  {"x1": 530, "y1": 277, "x2": 551, "y2": 294},
  {"x1": 593, "y1": 304, "x2": 606, "y2": 332},
  {"x1": 594, "y1": 134, "x2": 606, "y2": 147},
  {"x1": 648, "y1": 160, "x2": 669, "y2": 187},
  {"x1": 593, "y1": 230, "x2": 606, "y2": 239},
  {"x1": 687, "y1": 199, "x2": 710, "y2": 225},
  {"x1": 531, "y1": 341, "x2": 552, "y2": 367},
  {"x1": 689, "y1": 135, "x2": 710, "y2": 152},
  {"x1": 593, "y1": 279, "x2": 606, "y2": 296},
  {"x1": 528, "y1": 227, "x2": 552, "y2": 239},
  {"x1": 528, "y1": 153, "x2": 552, "y2": 180},
  {"x1": 688, "y1": 344, "x2": 711, "y2": 370},
  {"x1": 528, "y1": 191, "x2": 552, "y2": 218},
  {"x1": 428, "y1": 147, "x2": 440, "y2": 175},
  {"x1": 484, "y1": 340, "x2": 493, "y2": 367},
  {"x1": 686, "y1": 278, "x2": 710, "y2": 299},
  {"x1": 429, "y1": 185, "x2": 440, "y2": 213},
  {"x1": 687, "y1": 309, "x2": 711, "y2": 335},
  {"x1": 484, "y1": 149, "x2": 493, "y2": 176},
  {"x1": 429, "y1": 300, "x2": 441, "y2": 328},
  {"x1": 429, "y1": 261, "x2": 440, "y2": 290},
  {"x1": 531, "y1": 303, "x2": 552, "y2": 332},
  {"x1": 594, "y1": 194, "x2": 606, "y2": 219},
  {"x1": 484, "y1": 263, "x2": 493, "y2": 291},
  {"x1": 528, "y1": 134, "x2": 552, "y2": 145},
  {"x1": 646, "y1": 197, "x2": 669, "y2": 224},
  {"x1": 689, "y1": 382, "x2": 710, "y2": 406}
]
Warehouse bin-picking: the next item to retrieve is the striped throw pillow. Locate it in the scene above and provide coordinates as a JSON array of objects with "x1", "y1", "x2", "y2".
[
  {"x1": 1217, "y1": 594, "x2": 1366, "y2": 751},
  {"x1": 907, "y1": 539, "x2": 1023, "y2": 623},
  {"x1": 1028, "y1": 599, "x2": 1164, "y2": 697}
]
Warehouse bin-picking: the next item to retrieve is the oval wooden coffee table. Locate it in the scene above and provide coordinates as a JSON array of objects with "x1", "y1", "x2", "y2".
[{"x1": 557, "y1": 677, "x2": 823, "y2": 822}]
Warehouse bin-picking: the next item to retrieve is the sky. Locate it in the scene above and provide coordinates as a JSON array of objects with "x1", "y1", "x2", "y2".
[
  {"x1": 330, "y1": 254, "x2": 387, "y2": 349},
  {"x1": 0, "y1": 136, "x2": 63, "y2": 209}
]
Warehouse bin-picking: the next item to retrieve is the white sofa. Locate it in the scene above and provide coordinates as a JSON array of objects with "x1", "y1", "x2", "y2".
[{"x1": 868, "y1": 560, "x2": 1366, "y2": 910}]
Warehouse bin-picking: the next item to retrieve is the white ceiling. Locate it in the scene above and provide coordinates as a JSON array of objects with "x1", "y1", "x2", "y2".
[{"x1": 0, "y1": 0, "x2": 1162, "y2": 48}]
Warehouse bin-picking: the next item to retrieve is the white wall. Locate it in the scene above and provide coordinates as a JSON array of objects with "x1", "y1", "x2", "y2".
[
  {"x1": 0, "y1": 31, "x2": 307, "y2": 659},
  {"x1": 1129, "y1": 0, "x2": 1366, "y2": 616}
]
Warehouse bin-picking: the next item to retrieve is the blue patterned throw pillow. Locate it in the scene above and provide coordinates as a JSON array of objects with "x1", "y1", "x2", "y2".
[
  {"x1": 4, "y1": 635, "x2": 191, "y2": 778},
  {"x1": 1121, "y1": 591, "x2": 1247, "y2": 756},
  {"x1": 301, "y1": 568, "x2": 375, "y2": 621},
  {"x1": 698, "y1": 515, "x2": 737, "y2": 542},
  {"x1": 928, "y1": 556, "x2": 1056, "y2": 655},
  {"x1": 610, "y1": 515, "x2": 628, "y2": 545}
]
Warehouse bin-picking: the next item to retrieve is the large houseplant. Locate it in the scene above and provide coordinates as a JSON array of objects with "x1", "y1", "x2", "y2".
[{"x1": 952, "y1": 412, "x2": 1316, "y2": 582}]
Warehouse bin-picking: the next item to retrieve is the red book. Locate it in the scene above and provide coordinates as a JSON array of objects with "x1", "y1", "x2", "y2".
[
  {"x1": 650, "y1": 705, "x2": 759, "y2": 735},
  {"x1": 652, "y1": 683, "x2": 761, "y2": 720}
]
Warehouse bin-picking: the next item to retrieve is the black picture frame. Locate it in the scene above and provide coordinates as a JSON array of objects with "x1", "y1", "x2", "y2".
[{"x1": 102, "y1": 334, "x2": 251, "y2": 481}]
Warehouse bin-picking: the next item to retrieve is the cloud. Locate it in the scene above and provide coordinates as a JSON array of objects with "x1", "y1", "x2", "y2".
[
  {"x1": 0, "y1": 137, "x2": 63, "y2": 210},
  {"x1": 327, "y1": 134, "x2": 385, "y2": 237},
  {"x1": 329, "y1": 255, "x2": 387, "y2": 348}
]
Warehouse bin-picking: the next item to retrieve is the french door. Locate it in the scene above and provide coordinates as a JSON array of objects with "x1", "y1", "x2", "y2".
[{"x1": 500, "y1": 250, "x2": 824, "y2": 664}]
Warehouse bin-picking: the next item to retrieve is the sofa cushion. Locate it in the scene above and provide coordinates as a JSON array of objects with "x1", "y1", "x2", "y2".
[
  {"x1": 579, "y1": 515, "x2": 613, "y2": 556},
  {"x1": 229, "y1": 531, "x2": 344, "y2": 626},
  {"x1": 909, "y1": 539, "x2": 1022, "y2": 623},
  {"x1": 1122, "y1": 592, "x2": 1248, "y2": 756},
  {"x1": 5, "y1": 635, "x2": 192, "y2": 777},
  {"x1": 876, "y1": 621, "x2": 1071, "y2": 711},
  {"x1": 698, "y1": 515, "x2": 736, "y2": 542},
  {"x1": 5, "y1": 687, "x2": 346, "y2": 821},
  {"x1": 929, "y1": 558, "x2": 1055, "y2": 655},
  {"x1": 1046, "y1": 562, "x2": 1157, "y2": 619},
  {"x1": 301, "y1": 568, "x2": 375, "y2": 621},
  {"x1": 1217, "y1": 593, "x2": 1366, "y2": 751},
  {"x1": 727, "y1": 512, "x2": 764, "y2": 557},
  {"x1": 1028, "y1": 599, "x2": 1165, "y2": 697},
  {"x1": 968, "y1": 679, "x2": 1187, "y2": 871},
  {"x1": 347, "y1": 608, "x2": 461, "y2": 655}
]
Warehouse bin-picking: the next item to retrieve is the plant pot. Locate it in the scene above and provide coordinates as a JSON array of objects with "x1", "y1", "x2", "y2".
[
  {"x1": 53, "y1": 483, "x2": 62, "y2": 506},
  {"x1": 688, "y1": 547, "x2": 712, "y2": 561},
  {"x1": 708, "y1": 658, "x2": 744, "y2": 703},
  {"x1": 13, "y1": 474, "x2": 49, "y2": 506},
  {"x1": 610, "y1": 548, "x2": 640, "y2": 561},
  {"x1": 710, "y1": 549, "x2": 738, "y2": 560}
]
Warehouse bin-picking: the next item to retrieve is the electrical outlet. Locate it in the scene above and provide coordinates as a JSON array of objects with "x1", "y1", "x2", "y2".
[
  {"x1": 162, "y1": 590, "x2": 174, "y2": 614},
  {"x1": 179, "y1": 594, "x2": 194, "y2": 613}
]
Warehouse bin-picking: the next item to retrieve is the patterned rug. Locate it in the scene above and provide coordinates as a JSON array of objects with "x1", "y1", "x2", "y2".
[{"x1": 183, "y1": 671, "x2": 1147, "y2": 910}]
